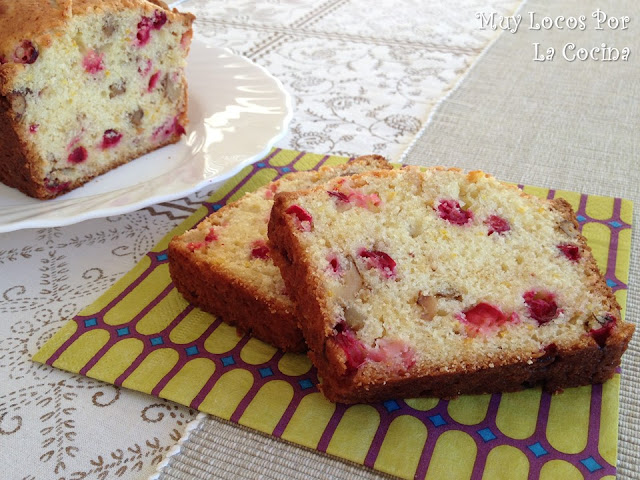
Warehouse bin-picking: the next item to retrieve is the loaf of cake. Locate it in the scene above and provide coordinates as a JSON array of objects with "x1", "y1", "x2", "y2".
[
  {"x1": 0, "y1": 0, "x2": 194, "y2": 199},
  {"x1": 268, "y1": 167, "x2": 635, "y2": 403},
  {"x1": 168, "y1": 155, "x2": 392, "y2": 353}
]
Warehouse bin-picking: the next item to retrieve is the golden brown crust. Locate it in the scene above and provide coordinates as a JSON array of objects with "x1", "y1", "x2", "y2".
[
  {"x1": 268, "y1": 168, "x2": 635, "y2": 404},
  {"x1": 314, "y1": 319, "x2": 634, "y2": 403},
  {"x1": 0, "y1": 95, "x2": 43, "y2": 197},
  {"x1": 168, "y1": 238, "x2": 306, "y2": 353},
  {"x1": 313, "y1": 335, "x2": 633, "y2": 403},
  {"x1": 269, "y1": 192, "x2": 336, "y2": 350}
]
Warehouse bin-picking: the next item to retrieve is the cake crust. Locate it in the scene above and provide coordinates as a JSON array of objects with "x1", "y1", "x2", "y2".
[
  {"x1": 0, "y1": 95, "x2": 43, "y2": 197},
  {"x1": 268, "y1": 167, "x2": 634, "y2": 403},
  {"x1": 169, "y1": 238, "x2": 306, "y2": 352}
]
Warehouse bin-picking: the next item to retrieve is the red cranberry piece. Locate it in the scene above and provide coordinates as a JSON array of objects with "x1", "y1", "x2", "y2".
[
  {"x1": 325, "y1": 254, "x2": 345, "y2": 276},
  {"x1": 44, "y1": 178, "x2": 71, "y2": 194},
  {"x1": 523, "y1": 290, "x2": 558, "y2": 325},
  {"x1": 461, "y1": 303, "x2": 510, "y2": 331},
  {"x1": 82, "y1": 50, "x2": 104, "y2": 74},
  {"x1": 148, "y1": 71, "x2": 160, "y2": 91},
  {"x1": 328, "y1": 190, "x2": 349, "y2": 202},
  {"x1": 152, "y1": 116, "x2": 186, "y2": 140},
  {"x1": 485, "y1": 215, "x2": 510, "y2": 235},
  {"x1": 251, "y1": 245, "x2": 270, "y2": 259},
  {"x1": 285, "y1": 205, "x2": 313, "y2": 231},
  {"x1": 180, "y1": 31, "x2": 191, "y2": 48},
  {"x1": 136, "y1": 10, "x2": 166, "y2": 46},
  {"x1": 400, "y1": 347, "x2": 416, "y2": 370},
  {"x1": 0, "y1": 55, "x2": 7, "y2": 64},
  {"x1": 328, "y1": 255, "x2": 341, "y2": 274},
  {"x1": 29, "y1": 124, "x2": 39, "y2": 133},
  {"x1": 250, "y1": 240, "x2": 270, "y2": 259},
  {"x1": 14, "y1": 40, "x2": 38, "y2": 64},
  {"x1": 358, "y1": 249, "x2": 396, "y2": 279},
  {"x1": 152, "y1": 10, "x2": 167, "y2": 29},
  {"x1": 558, "y1": 243, "x2": 580, "y2": 262},
  {"x1": 590, "y1": 314, "x2": 617, "y2": 348},
  {"x1": 186, "y1": 228, "x2": 216, "y2": 252},
  {"x1": 350, "y1": 191, "x2": 381, "y2": 209},
  {"x1": 333, "y1": 321, "x2": 367, "y2": 374},
  {"x1": 186, "y1": 241, "x2": 204, "y2": 252},
  {"x1": 204, "y1": 228, "x2": 218, "y2": 243},
  {"x1": 136, "y1": 17, "x2": 153, "y2": 45},
  {"x1": 264, "y1": 183, "x2": 278, "y2": 200},
  {"x1": 68, "y1": 146, "x2": 88, "y2": 164},
  {"x1": 437, "y1": 199, "x2": 473, "y2": 225},
  {"x1": 368, "y1": 338, "x2": 416, "y2": 370},
  {"x1": 101, "y1": 129, "x2": 122, "y2": 149}
]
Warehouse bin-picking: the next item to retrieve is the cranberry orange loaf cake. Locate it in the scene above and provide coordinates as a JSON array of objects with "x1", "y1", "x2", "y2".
[
  {"x1": 168, "y1": 155, "x2": 392, "y2": 353},
  {"x1": 0, "y1": 0, "x2": 194, "y2": 199},
  {"x1": 268, "y1": 167, "x2": 634, "y2": 403}
]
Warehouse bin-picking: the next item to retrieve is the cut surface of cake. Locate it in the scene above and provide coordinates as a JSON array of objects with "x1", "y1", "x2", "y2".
[
  {"x1": 268, "y1": 167, "x2": 635, "y2": 403},
  {"x1": 0, "y1": 0, "x2": 194, "y2": 199},
  {"x1": 168, "y1": 155, "x2": 392, "y2": 353}
]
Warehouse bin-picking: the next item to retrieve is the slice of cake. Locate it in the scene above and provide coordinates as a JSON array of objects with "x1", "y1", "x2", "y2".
[
  {"x1": 268, "y1": 167, "x2": 634, "y2": 403},
  {"x1": 168, "y1": 155, "x2": 392, "y2": 353},
  {"x1": 0, "y1": 0, "x2": 194, "y2": 199}
]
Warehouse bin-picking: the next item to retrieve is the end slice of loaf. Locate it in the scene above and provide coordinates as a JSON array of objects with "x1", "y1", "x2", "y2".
[
  {"x1": 268, "y1": 167, "x2": 634, "y2": 403},
  {"x1": 168, "y1": 155, "x2": 392, "y2": 352},
  {"x1": 0, "y1": 0, "x2": 194, "y2": 199}
]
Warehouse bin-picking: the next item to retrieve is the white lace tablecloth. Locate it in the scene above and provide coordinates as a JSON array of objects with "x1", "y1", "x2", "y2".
[{"x1": 10, "y1": 1, "x2": 639, "y2": 479}]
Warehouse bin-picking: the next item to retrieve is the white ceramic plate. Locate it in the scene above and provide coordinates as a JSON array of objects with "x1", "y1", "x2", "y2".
[{"x1": 0, "y1": 41, "x2": 292, "y2": 232}]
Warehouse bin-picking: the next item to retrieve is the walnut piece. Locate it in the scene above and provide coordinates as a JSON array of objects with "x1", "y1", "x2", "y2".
[
  {"x1": 109, "y1": 82, "x2": 127, "y2": 98},
  {"x1": 417, "y1": 292, "x2": 437, "y2": 321},
  {"x1": 129, "y1": 107, "x2": 144, "y2": 126}
]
